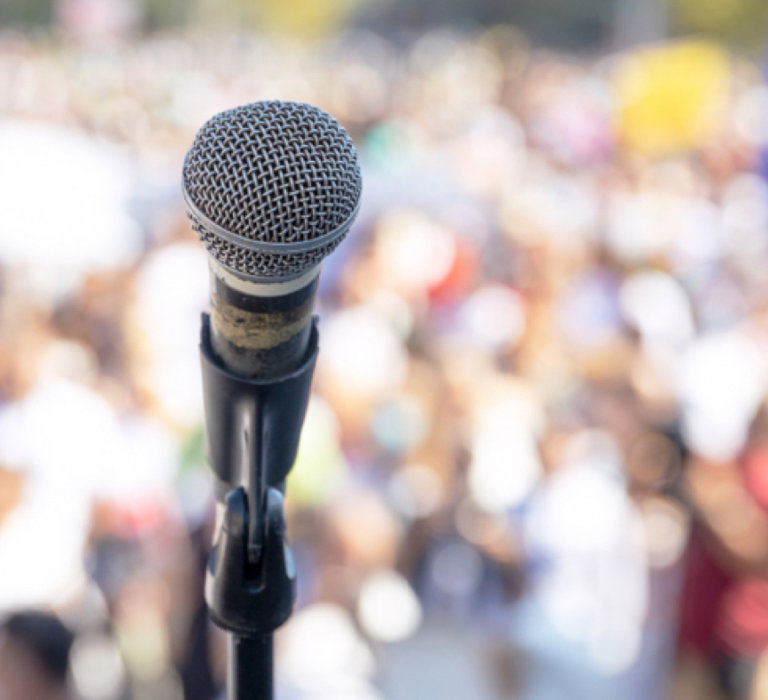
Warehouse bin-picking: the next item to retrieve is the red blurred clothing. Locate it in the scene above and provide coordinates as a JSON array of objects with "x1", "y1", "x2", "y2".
[
  {"x1": 679, "y1": 530, "x2": 733, "y2": 655},
  {"x1": 680, "y1": 449, "x2": 768, "y2": 660},
  {"x1": 718, "y1": 579, "x2": 768, "y2": 658}
]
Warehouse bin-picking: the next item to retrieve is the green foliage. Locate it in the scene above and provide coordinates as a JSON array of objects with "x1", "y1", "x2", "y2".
[
  {"x1": 671, "y1": 0, "x2": 768, "y2": 51},
  {"x1": 177, "y1": 426, "x2": 207, "y2": 474},
  {"x1": 140, "y1": 0, "x2": 192, "y2": 31},
  {"x1": 0, "y1": 0, "x2": 52, "y2": 26}
]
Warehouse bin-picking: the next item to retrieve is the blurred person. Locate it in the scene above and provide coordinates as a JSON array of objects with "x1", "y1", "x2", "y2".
[
  {"x1": 0, "y1": 466, "x2": 23, "y2": 530},
  {"x1": 55, "y1": 0, "x2": 139, "y2": 45},
  {"x1": 510, "y1": 425, "x2": 652, "y2": 700},
  {"x1": 0, "y1": 611, "x2": 74, "y2": 700},
  {"x1": 0, "y1": 345, "x2": 127, "y2": 611},
  {"x1": 50, "y1": 270, "x2": 135, "y2": 392},
  {"x1": 681, "y1": 403, "x2": 768, "y2": 700},
  {"x1": 124, "y1": 240, "x2": 209, "y2": 429}
]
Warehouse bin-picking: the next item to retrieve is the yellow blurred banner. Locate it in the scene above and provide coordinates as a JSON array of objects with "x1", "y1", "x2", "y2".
[
  {"x1": 613, "y1": 40, "x2": 731, "y2": 158},
  {"x1": 194, "y1": 0, "x2": 358, "y2": 38}
]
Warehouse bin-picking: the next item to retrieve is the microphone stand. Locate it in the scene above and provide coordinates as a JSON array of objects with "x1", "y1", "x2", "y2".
[{"x1": 198, "y1": 313, "x2": 318, "y2": 700}]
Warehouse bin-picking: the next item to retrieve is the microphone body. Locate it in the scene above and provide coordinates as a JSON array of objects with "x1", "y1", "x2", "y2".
[{"x1": 207, "y1": 264, "x2": 319, "y2": 379}]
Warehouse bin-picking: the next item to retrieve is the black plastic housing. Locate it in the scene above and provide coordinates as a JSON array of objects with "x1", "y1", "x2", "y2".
[{"x1": 199, "y1": 312, "x2": 317, "y2": 636}]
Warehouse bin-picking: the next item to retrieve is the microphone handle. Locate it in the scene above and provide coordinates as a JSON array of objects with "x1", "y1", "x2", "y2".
[{"x1": 208, "y1": 262, "x2": 320, "y2": 379}]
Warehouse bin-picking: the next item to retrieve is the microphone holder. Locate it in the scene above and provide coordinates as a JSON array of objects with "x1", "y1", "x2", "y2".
[{"x1": 199, "y1": 313, "x2": 318, "y2": 700}]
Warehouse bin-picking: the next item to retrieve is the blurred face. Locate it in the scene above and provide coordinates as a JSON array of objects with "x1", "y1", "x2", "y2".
[
  {"x1": 0, "y1": 469, "x2": 23, "y2": 527},
  {"x1": 0, "y1": 633, "x2": 58, "y2": 700}
]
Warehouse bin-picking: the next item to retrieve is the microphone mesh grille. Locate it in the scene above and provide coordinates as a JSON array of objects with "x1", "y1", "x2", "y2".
[{"x1": 183, "y1": 101, "x2": 362, "y2": 279}]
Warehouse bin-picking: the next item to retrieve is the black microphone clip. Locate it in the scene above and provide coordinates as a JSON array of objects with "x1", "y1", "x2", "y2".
[{"x1": 199, "y1": 312, "x2": 318, "y2": 635}]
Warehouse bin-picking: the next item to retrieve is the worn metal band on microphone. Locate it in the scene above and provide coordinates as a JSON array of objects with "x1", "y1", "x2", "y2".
[{"x1": 182, "y1": 183, "x2": 360, "y2": 281}]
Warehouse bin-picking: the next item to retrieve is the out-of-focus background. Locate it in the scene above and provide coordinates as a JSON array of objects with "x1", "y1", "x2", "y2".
[{"x1": 1, "y1": 1, "x2": 768, "y2": 699}]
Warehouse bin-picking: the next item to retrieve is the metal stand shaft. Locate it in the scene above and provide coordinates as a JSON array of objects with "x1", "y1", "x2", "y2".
[{"x1": 227, "y1": 634, "x2": 273, "y2": 700}]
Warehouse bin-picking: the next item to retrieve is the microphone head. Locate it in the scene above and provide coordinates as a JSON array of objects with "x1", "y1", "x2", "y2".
[{"x1": 182, "y1": 101, "x2": 362, "y2": 281}]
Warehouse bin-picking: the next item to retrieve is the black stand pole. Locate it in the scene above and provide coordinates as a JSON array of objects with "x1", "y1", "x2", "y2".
[
  {"x1": 199, "y1": 313, "x2": 318, "y2": 700},
  {"x1": 228, "y1": 635, "x2": 273, "y2": 700}
]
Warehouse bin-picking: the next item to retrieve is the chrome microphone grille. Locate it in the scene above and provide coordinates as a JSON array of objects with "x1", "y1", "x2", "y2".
[{"x1": 182, "y1": 101, "x2": 362, "y2": 280}]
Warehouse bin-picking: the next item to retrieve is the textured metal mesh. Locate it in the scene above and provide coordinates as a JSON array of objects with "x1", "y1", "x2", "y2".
[{"x1": 183, "y1": 101, "x2": 362, "y2": 279}]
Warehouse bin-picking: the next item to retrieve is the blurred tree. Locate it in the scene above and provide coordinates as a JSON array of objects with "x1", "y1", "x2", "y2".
[
  {"x1": 514, "y1": 0, "x2": 614, "y2": 47},
  {"x1": 614, "y1": 0, "x2": 668, "y2": 47},
  {"x1": 140, "y1": 0, "x2": 191, "y2": 31},
  {"x1": 671, "y1": 0, "x2": 768, "y2": 52},
  {"x1": 358, "y1": 0, "x2": 614, "y2": 49},
  {"x1": 0, "y1": 0, "x2": 53, "y2": 26}
]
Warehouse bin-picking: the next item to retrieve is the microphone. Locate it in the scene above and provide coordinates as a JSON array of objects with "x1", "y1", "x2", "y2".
[
  {"x1": 181, "y1": 105, "x2": 362, "y2": 692},
  {"x1": 182, "y1": 100, "x2": 362, "y2": 379}
]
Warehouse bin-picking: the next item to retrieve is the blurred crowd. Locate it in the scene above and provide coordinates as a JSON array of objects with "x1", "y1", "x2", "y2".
[{"x1": 2, "y1": 21, "x2": 768, "y2": 700}]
